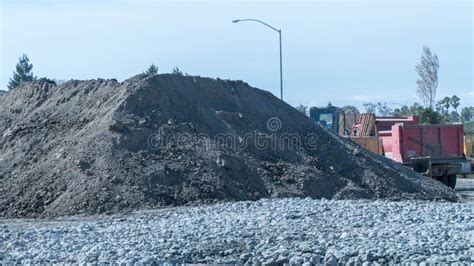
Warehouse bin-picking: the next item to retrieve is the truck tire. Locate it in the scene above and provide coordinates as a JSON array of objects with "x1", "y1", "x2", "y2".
[
  {"x1": 448, "y1": 174, "x2": 457, "y2": 189},
  {"x1": 439, "y1": 175, "x2": 449, "y2": 187}
]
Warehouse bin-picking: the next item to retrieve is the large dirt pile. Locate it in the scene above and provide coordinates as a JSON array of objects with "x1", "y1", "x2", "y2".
[
  {"x1": 0, "y1": 75, "x2": 458, "y2": 218},
  {"x1": 0, "y1": 90, "x2": 6, "y2": 103}
]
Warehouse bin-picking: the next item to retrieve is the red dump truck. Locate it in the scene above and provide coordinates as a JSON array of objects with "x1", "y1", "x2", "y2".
[
  {"x1": 376, "y1": 117, "x2": 471, "y2": 189},
  {"x1": 308, "y1": 107, "x2": 470, "y2": 188}
]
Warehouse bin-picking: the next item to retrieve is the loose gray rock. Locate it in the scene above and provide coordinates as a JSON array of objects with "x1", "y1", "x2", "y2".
[{"x1": 0, "y1": 198, "x2": 472, "y2": 264}]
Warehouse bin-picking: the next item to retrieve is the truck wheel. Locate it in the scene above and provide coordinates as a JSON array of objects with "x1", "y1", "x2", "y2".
[
  {"x1": 439, "y1": 175, "x2": 449, "y2": 187},
  {"x1": 448, "y1": 174, "x2": 457, "y2": 189}
]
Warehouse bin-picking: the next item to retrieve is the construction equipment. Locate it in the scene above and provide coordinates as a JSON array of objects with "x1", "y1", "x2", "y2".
[
  {"x1": 356, "y1": 113, "x2": 377, "y2": 136},
  {"x1": 464, "y1": 134, "x2": 474, "y2": 177},
  {"x1": 384, "y1": 123, "x2": 470, "y2": 188},
  {"x1": 309, "y1": 106, "x2": 383, "y2": 155},
  {"x1": 374, "y1": 116, "x2": 470, "y2": 188},
  {"x1": 309, "y1": 106, "x2": 470, "y2": 188},
  {"x1": 309, "y1": 106, "x2": 347, "y2": 135},
  {"x1": 465, "y1": 134, "x2": 473, "y2": 158},
  {"x1": 351, "y1": 113, "x2": 384, "y2": 154}
]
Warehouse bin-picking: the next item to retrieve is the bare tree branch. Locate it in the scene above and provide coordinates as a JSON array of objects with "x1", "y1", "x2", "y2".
[{"x1": 415, "y1": 46, "x2": 439, "y2": 108}]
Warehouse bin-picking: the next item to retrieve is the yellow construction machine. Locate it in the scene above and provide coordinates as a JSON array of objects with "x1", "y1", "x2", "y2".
[{"x1": 309, "y1": 106, "x2": 383, "y2": 155}]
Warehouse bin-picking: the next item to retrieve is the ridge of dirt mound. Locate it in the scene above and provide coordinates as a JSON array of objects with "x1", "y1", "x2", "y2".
[
  {"x1": 0, "y1": 90, "x2": 6, "y2": 103},
  {"x1": 0, "y1": 74, "x2": 458, "y2": 218}
]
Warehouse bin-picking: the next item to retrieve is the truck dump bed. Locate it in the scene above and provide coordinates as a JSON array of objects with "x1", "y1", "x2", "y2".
[
  {"x1": 390, "y1": 124, "x2": 465, "y2": 164},
  {"x1": 376, "y1": 116, "x2": 419, "y2": 158}
]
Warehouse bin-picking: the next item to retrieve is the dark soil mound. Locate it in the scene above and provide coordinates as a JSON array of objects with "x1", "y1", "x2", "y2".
[
  {"x1": 0, "y1": 75, "x2": 458, "y2": 218},
  {"x1": 0, "y1": 90, "x2": 6, "y2": 103}
]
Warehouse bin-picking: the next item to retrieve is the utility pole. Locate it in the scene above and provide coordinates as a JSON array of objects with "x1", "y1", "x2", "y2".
[{"x1": 233, "y1": 19, "x2": 283, "y2": 101}]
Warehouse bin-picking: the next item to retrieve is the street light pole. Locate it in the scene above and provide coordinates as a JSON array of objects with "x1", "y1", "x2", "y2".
[
  {"x1": 278, "y1": 30, "x2": 282, "y2": 101},
  {"x1": 233, "y1": 19, "x2": 283, "y2": 101}
]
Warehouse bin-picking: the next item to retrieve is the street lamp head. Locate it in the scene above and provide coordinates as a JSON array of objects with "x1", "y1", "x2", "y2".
[{"x1": 231, "y1": 17, "x2": 283, "y2": 100}]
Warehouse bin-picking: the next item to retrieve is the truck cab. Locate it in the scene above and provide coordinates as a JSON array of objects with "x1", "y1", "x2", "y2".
[{"x1": 309, "y1": 106, "x2": 347, "y2": 135}]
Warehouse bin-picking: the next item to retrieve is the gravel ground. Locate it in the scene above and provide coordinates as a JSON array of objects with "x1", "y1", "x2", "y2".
[
  {"x1": 457, "y1": 175, "x2": 474, "y2": 202},
  {"x1": 1, "y1": 198, "x2": 473, "y2": 265}
]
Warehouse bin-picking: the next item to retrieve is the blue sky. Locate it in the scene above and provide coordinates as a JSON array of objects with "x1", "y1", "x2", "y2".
[{"x1": 1, "y1": 0, "x2": 472, "y2": 110}]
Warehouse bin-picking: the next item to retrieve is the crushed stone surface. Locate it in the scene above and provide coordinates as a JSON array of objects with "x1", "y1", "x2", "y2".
[{"x1": 1, "y1": 198, "x2": 473, "y2": 264}]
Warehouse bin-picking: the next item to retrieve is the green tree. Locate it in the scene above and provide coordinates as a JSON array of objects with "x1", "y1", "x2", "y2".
[
  {"x1": 341, "y1": 105, "x2": 360, "y2": 114},
  {"x1": 362, "y1": 102, "x2": 392, "y2": 116},
  {"x1": 8, "y1": 54, "x2": 36, "y2": 90},
  {"x1": 439, "y1": 96, "x2": 451, "y2": 114},
  {"x1": 393, "y1": 103, "x2": 444, "y2": 124},
  {"x1": 450, "y1": 95, "x2": 460, "y2": 112},
  {"x1": 449, "y1": 111, "x2": 460, "y2": 123},
  {"x1": 172, "y1": 67, "x2": 183, "y2": 76},
  {"x1": 409, "y1": 102, "x2": 424, "y2": 116},
  {"x1": 461, "y1": 107, "x2": 472, "y2": 122},
  {"x1": 415, "y1": 46, "x2": 439, "y2": 108},
  {"x1": 419, "y1": 107, "x2": 443, "y2": 124},
  {"x1": 295, "y1": 104, "x2": 308, "y2": 115},
  {"x1": 393, "y1": 105, "x2": 413, "y2": 116},
  {"x1": 393, "y1": 106, "x2": 406, "y2": 116},
  {"x1": 376, "y1": 102, "x2": 393, "y2": 116},
  {"x1": 144, "y1": 64, "x2": 158, "y2": 76},
  {"x1": 363, "y1": 102, "x2": 377, "y2": 113}
]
